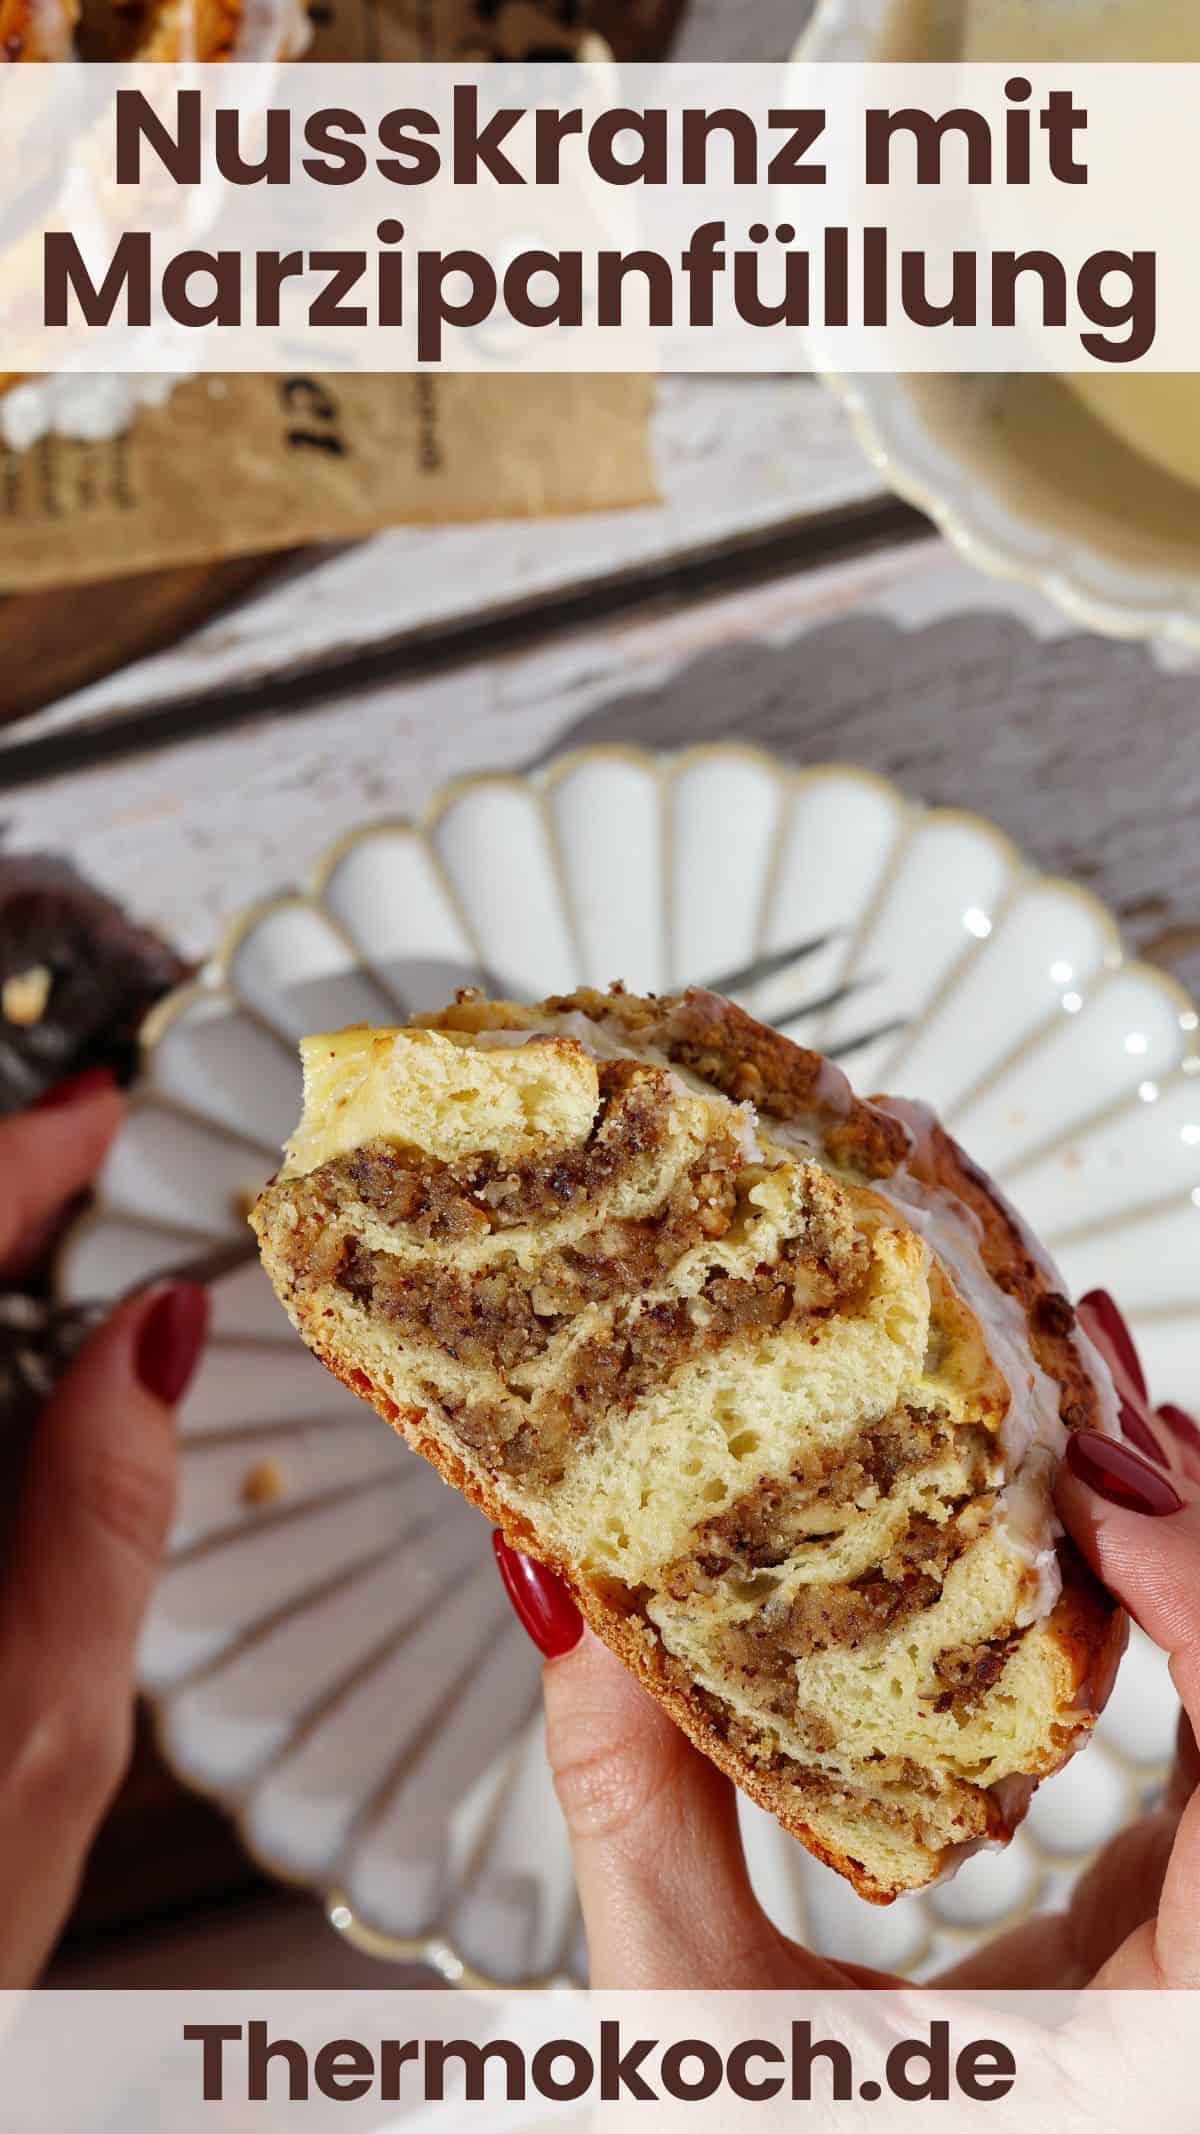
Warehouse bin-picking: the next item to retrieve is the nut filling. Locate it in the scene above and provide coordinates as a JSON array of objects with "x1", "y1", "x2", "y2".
[
  {"x1": 252, "y1": 989, "x2": 1123, "y2": 1904},
  {"x1": 283, "y1": 1058, "x2": 699, "y2": 1247},
  {"x1": 269, "y1": 1162, "x2": 873, "y2": 1488}
]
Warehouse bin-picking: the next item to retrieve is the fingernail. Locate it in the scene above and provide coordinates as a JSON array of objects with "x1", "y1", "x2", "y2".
[
  {"x1": 1079, "y1": 1288, "x2": 1148, "y2": 1401},
  {"x1": 134, "y1": 1282, "x2": 209, "y2": 1405},
  {"x1": 33, "y1": 1065, "x2": 117, "y2": 1112},
  {"x1": 1118, "y1": 1395, "x2": 1170, "y2": 1467},
  {"x1": 1065, "y1": 1429, "x2": 1184, "y2": 1516},
  {"x1": 1160, "y1": 1403, "x2": 1200, "y2": 1456},
  {"x1": 492, "y1": 1530, "x2": 582, "y2": 1658}
]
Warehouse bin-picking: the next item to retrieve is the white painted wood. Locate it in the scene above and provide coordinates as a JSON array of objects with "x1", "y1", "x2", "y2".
[
  {"x1": 0, "y1": 541, "x2": 942, "y2": 957},
  {"x1": 8, "y1": 538, "x2": 1199, "y2": 1008},
  {"x1": 13, "y1": 378, "x2": 886, "y2": 738}
]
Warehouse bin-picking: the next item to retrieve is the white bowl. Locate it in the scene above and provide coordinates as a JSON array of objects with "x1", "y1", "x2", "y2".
[
  {"x1": 801, "y1": 0, "x2": 1200, "y2": 648},
  {"x1": 57, "y1": 743, "x2": 1199, "y2": 1983}
]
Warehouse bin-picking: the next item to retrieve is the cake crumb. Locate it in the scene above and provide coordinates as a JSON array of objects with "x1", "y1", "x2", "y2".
[
  {"x1": 241, "y1": 1457, "x2": 288, "y2": 1507},
  {"x1": 2, "y1": 965, "x2": 52, "y2": 1026}
]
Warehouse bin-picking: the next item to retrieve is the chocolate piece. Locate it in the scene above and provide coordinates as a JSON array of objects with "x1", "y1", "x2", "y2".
[{"x1": 0, "y1": 851, "x2": 186, "y2": 1113}]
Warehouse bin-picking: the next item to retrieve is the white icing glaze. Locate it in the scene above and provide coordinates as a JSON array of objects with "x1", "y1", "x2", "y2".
[
  {"x1": 811, "y1": 1053, "x2": 855, "y2": 1118},
  {"x1": 474, "y1": 1014, "x2": 634, "y2": 1060},
  {"x1": 0, "y1": 374, "x2": 184, "y2": 452},
  {"x1": 733, "y1": 1103, "x2": 763, "y2": 1166},
  {"x1": 926, "y1": 1769, "x2": 1040, "y2": 1885},
  {"x1": 0, "y1": 0, "x2": 310, "y2": 446},
  {"x1": 1071, "y1": 1319, "x2": 1122, "y2": 1440},
  {"x1": 873, "y1": 1100, "x2": 1066, "y2": 1458},
  {"x1": 992, "y1": 1448, "x2": 1063, "y2": 1627},
  {"x1": 909, "y1": 1093, "x2": 1121, "y2": 1447}
]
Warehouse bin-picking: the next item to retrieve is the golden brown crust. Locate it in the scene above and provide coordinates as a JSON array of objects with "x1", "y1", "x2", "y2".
[{"x1": 261, "y1": 985, "x2": 1126, "y2": 1903}]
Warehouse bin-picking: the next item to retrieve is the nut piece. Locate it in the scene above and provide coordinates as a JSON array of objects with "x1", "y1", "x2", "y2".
[
  {"x1": 241, "y1": 1456, "x2": 288, "y2": 1507},
  {"x1": 1, "y1": 965, "x2": 52, "y2": 1027}
]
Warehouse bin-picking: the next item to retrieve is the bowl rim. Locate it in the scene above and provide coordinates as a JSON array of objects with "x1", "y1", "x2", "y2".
[{"x1": 796, "y1": 0, "x2": 1200, "y2": 647}]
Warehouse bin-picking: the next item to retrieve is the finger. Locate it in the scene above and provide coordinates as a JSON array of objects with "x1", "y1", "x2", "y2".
[
  {"x1": 1057, "y1": 1433, "x2": 1192, "y2": 1671},
  {"x1": 544, "y1": 1628, "x2": 789, "y2": 1987},
  {"x1": 932, "y1": 1819, "x2": 1176, "y2": 1988},
  {"x1": 1056, "y1": 1433, "x2": 1200, "y2": 1986},
  {"x1": 493, "y1": 1538, "x2": 805, "y2": 1989},
  {"x1": 1159, "y1": 1403, "x2": 1200, "y2": 1489},
  {"x1": 1073, "y1": 1302, "x2": 1200, "y2": 1824},
  {"x1": 1063, "y1": 1809, "x2": 1177, "y2": 1989},
  {"x1": 937, "y1": 1788, "x2": 1187, "y2": 1990},
  {"x1": 0, "y1": 1279, "x2": 207, "y2": 1984},
  {"x1": 1076, "y1": 1291, "x2": 1175, "y2": 1470},
  {"x1": 0, "y1": 1068, "x2": 122, "y2": 1273},
  {"x1": 1077, "y1": 1288, "x2": 1147, "y2": 1402},
  {"x1": 933, "y1": 1909, "x2": 1082, "y2": 1990},
  {"x1": 1166, "y1": 1711, "x2": 1200, "y2": 1821}
]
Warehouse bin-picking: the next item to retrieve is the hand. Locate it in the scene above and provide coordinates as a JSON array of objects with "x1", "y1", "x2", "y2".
[
  {"x1": 494, "y1": 1290, "x2": 1199, "y2": 1990},
  {"x1": 0, "y1": 1070, "x2": 208, "y2": 1986}
]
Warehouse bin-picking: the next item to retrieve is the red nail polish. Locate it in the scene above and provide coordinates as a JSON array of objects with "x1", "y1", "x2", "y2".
[
  {"x1": 1160, "y1": 1403, "x2": 1200, "y2": 1456},
  {"x1": 33, "y1": 1065, "x2": 117, "y2": 1112},
  {"x1": 1118, "y1": 1395, "x2": 1169, "y2": 1467},
  {"x1": 135, "y1": 1282, "x2": 209, "y2": 1405},
  {"x1": 1065, "y1": 1430, "x2": 1184, "y2": 1516},
  {"x1": 1079, "y1": 1288, "x2": 1148, "y2": 1401},
  {"x1": 493, "y1": 1531, "x2": 582, "y2": 1658}
]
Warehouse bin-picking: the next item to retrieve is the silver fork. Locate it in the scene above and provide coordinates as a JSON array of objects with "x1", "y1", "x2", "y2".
[
  {"x1": 701, "y1": 932, "x2": 907, "y2": 1062},
  {"x1": 0, "y1": 1235, "x2": 254, "y2": 1413}
]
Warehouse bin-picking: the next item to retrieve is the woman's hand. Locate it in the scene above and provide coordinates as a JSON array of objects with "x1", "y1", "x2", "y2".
[
  {"x1": 494, "y1": 1290, "x2": 1200, "y2": 1991},
  {"x1": 0, "y1": 1070, "x2": 208, "y2": 1986}
]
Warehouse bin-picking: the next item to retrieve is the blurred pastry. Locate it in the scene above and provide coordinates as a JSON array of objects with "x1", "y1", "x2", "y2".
[
  {"x1": 75, "y1": 0, "x2": 307, "y2": 58},
  {"x1": 0, "y1": 373, "x2": 184, "y2": 452},
  {"x1": 253, "y1": 985, "x2": 1125, "y2": 1901},
  {"x1": 0, "y1": 0, "x2": 310, "y2": 448},
  {"x1": 0, "y1": 850, "x2": 186, "y2": 1109},
  {"x1": 0, "y1": 0, "x2": 77, "y2": 58}
]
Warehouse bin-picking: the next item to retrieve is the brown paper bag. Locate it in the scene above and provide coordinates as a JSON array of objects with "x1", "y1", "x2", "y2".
[
  {"x1": 0, "y1": 372, "x2": 656, "y2": 587},
  {"x1": 0, "y1": 0, "x2": 660, "y2": 591}
]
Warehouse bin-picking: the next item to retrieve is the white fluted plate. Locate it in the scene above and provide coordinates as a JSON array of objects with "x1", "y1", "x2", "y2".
[{"x1": 57, "y1": 742, "x2": 1200, "y2": 1984}]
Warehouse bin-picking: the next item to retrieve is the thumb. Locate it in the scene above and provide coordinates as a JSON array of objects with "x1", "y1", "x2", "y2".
[
  {"x1": 493, "y1": 1535, "x2": 772, "y2": 1988},
  {"x1": 1056, "y1": 1430, "x2": 1200, "y2": 1987},
  {"x1": 0, "y1": 1281, "x2": 206, "y2": 1983}
]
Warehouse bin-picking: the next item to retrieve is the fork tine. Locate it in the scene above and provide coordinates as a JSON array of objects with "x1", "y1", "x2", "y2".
[
  {"x1": 766, "y1": 973, "x2": 881, "y2": 1031},
  {"x1": 824, "y1": 1015, "x2": 909, "y2": 1064},
  {"x1": 34, "y1": 1235, "x2": 259, "y2": 1349},
  {"x1": 700, "y1": 931, "x2": 838, "y2": 998},
  {"x1": 142, "y1": 1235, "x2": 258, "y2": 1292}
]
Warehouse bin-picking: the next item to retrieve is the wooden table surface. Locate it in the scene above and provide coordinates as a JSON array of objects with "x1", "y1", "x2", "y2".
[{"x1": 12, "y1": 361, "x2": 1198, "y2": 1985}]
